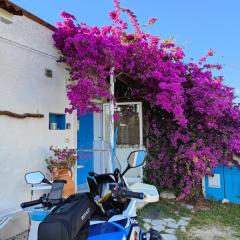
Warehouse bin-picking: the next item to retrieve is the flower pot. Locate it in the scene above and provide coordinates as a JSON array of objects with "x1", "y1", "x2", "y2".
[{"x1": 53, "y1": 168, "x2": 75, "y2": 198}]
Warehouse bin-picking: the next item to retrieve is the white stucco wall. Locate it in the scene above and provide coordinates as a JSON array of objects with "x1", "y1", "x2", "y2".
[{"x1": 0, "y1": 12, "x2": 77, "y2": 236}]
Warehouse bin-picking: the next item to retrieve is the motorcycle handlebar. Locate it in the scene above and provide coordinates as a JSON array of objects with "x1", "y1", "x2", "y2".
[
  {"x1": 120, "y1": 190, "x2": 144, "y2": 200},
  {"x1": 21, "y1": 199, "x2": 42, "y2": 209}
]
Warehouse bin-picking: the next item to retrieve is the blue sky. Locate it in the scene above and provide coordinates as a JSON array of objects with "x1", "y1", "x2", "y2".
[{"x1": 12, "y1": 0, "x2": 240, "y2": 100}]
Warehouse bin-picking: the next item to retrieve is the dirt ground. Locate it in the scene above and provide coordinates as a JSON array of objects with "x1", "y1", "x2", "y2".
[{"x1": 187, "y1": 225, "x2": 238, "y2": 240}]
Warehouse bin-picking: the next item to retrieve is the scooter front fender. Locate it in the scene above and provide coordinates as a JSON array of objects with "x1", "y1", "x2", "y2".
[{"x1": 88, "y1": 231, "x2": 127, "y2": 240}]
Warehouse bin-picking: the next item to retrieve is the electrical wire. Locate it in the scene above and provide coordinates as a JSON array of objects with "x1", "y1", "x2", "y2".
[{"x1": 0, "y1": 35, "x2": 57, "y2": 59}]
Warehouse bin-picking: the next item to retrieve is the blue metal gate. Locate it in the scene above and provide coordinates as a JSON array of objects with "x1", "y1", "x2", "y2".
[{"x1": 205, "y1": 165, "x2": 240, "y2": 204}]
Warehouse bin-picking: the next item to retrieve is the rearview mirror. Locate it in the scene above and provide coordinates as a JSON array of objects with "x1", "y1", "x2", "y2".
[
  {"x1": 25, "y1": 171, "x2": 45, "y2": 185},
  {"x1": 127, "y1": 150, "x2": 146, "y2": 168}
]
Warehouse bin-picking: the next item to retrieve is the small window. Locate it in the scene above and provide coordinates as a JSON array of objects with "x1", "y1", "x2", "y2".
[
  {"x1": 49, "y1": 113, "x2": 66, "y2": 130},
  {"x1": 45, "y1": 69, "x2": 53, "y2": 78}
]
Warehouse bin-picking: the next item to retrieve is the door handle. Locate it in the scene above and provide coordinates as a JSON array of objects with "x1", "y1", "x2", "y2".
[{"x1": 77, "y1": 165, "x2": 85, "y2": 169}]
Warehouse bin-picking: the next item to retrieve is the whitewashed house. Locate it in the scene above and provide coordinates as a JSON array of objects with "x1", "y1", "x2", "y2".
[
  {"x1": 0, "y1": 1, "x2": 144, "y2": 238},
  {"x1": 0, "y1": 1, "x2": 77, "y2": 238}
]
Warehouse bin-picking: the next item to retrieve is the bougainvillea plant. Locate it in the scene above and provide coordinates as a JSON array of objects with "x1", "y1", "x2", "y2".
[
  {"x1": 45, "y1": 147, "x2": 77, "y2": 173},
  {"x1": 53, "y1": 0, "x2": 240, "y2": 199}
]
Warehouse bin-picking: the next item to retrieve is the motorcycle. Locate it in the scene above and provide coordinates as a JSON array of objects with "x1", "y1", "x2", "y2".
[{"x1": 21, "y1": 150, "x2": 162, "y2": 240}]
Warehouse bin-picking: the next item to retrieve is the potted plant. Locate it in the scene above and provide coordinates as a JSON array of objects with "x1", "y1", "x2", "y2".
[{"x1": 45, "y1": 146, "x2": 77, "y2": 198}]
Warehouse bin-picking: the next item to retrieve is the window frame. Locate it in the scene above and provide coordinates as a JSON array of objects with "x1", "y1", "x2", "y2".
[{"x1": 103, "y1": 102, "x2": 143, "y2": 147}]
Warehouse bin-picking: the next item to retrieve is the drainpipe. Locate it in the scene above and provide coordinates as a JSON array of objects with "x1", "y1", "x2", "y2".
[{"x1": 110, "y1": 67, "x2": 115, "y2": 171}]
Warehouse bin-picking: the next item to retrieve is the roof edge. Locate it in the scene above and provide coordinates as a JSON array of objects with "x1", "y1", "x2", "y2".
[{"x1": 0, "y1": 0, "x2": 56, "y2": 31}]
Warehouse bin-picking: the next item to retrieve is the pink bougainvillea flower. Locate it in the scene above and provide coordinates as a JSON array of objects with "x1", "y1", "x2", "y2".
[
  {"x1": 109, "y1": 10, "x2": 118, "y2": 21},
  {"x1": 150, "y1": 174, "x2": 158, "y2": 183},
  {"x1": 60, "y1": 11, "x2": 76, "y2": 20},
  {"x1": 160, "y1": 40, "x2": 175, "y2": 48},
  {"x1": 199, "y1": 49, "x2": 215, "y2": 65},
  {"x1": 113, "y1": 0, "x2": 121, "y2": 9},
  {"x1": 199, "y1": 57, "x2": 206, "y2": 63},
  {"x1": 207, "y1": 48, "x2": 214, "y2": 56},
  {"x1": 149, "y1": 35, "x2": 160, "y2": 46},
  {"x1": 171, "y1": 47, "x2": 185, "y2": 60},
  {"x1": 214, "y1": 76, "x2": 224, "y2": 83},
  {"x1": 148, "y1": 17, "x2": 157, "y2": 25},
  {"x1": 183, "y1": 187, "x2": 191, "y2": 195},
  {"x1": 113, "y1": 112, "x2": 119, "y2": 121}
]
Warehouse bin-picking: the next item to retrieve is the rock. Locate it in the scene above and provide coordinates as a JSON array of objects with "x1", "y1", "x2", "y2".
[
  {"x1": 166, "y1": 222, "x2": 179, "y2": 228},
  {"x1": 144, "y1": 218, "x2": 152, "y2": 224},
  {"x1": 164, "y1": 218, "x2": 176, "y2": 223},
  {"x1": 181, "y1": 217, "x2": 191, "y2": 221},
  {"x1": 152, "y1": 219, "x2": 166, "y2": 226},
  {"x1": 174, "y1": 211, "x2": 180, "y2": 215},
  {"x1": 222, "y1": 198, "x2": 230, "y2": 204},
  {"x1": 178, "y1": 219, "x2": 189, "y2": 226},
  {"x1": 180, "y1": 226, "x2": 186, "y2": 232},
  {"x1": 160, "y1": 191, "x2": 176, "y2": 200},
  {"x1": 161, "y1": 218, "x2": 176, "y2": 226},
  {"x1": 182, "y1": 204, "x2": 194, "y2": 211},
  {"x1": 144, "y1": 223, "x2": 151, "y2": 231},
  {"x1": 161, "y1": 234, "x2": 177, "y2": 240},
  {"x1": 152, "y1": 225, "x2": 165, "y2": 232},
  {"x1": 165, "y1": 228, "x2": 176, "y2": 234}
]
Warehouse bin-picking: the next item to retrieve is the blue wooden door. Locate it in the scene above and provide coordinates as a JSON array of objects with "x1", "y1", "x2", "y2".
[
  {"x1": 224, "y1": 166, "x2": 240, "y2": 204},
  {"x1": 77, "y1": 113, "x2": 94, "y2": 185},
  {"x1": 205, "y1": 165, "x2": 225, "y2": 201}
]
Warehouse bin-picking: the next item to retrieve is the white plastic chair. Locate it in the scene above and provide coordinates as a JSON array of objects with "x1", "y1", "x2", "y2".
[{"x1": 0, "y1": 216, "x2": 12, "y2": 229}]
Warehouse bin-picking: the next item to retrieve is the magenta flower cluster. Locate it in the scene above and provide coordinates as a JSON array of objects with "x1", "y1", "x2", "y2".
[{"x1": 53, "y1": 1, "x2": 240, "y2": 198}]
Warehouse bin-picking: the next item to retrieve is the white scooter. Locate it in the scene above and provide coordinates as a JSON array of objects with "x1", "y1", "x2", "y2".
[{"x1": 21, "y1": 150, "x2": 161, "y2": 240}]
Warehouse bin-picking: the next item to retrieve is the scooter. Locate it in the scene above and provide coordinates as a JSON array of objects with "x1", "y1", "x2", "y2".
[{"x1": 21, "y1": 150, "x2": 162, "y2": 240}]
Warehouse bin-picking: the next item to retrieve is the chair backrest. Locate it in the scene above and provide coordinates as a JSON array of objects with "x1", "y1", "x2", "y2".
[{"x1": 0, "y1": 216, "x2": 11, "y2": 229}]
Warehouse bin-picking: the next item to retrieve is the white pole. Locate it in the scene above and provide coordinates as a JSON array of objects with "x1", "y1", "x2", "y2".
[{"x1": 110, "y1": 67, "x2": 115, "y2": 171}]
